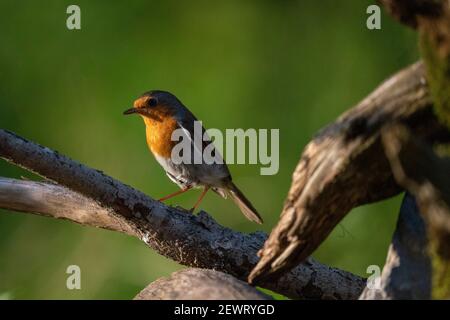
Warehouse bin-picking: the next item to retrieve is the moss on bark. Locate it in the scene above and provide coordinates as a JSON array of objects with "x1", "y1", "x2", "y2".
[{"x1": 418, "y1": 2, "x2": 450, "y2": 298}]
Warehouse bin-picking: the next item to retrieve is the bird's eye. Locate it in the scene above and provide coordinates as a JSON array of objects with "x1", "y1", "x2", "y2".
[{"x1": 148, "y1": 98, "x2": 157, "y2": 107}]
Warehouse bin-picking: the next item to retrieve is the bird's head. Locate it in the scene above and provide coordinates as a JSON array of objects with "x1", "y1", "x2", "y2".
[{"x1": 123, "y1": 90, "x2": 184, "y2": 122}]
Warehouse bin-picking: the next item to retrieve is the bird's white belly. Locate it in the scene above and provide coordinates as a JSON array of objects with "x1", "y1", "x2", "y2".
[{"x1": 153, "y1": 153, "x2": 229, "y2": 189}]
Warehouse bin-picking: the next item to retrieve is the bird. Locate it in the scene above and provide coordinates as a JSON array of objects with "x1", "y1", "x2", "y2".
[{"x1": 123, "y1": 90, "x2": 263, "y2": 224}]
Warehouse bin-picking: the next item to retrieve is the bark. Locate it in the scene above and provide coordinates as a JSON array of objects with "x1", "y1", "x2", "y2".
[
  {"x1": 380, "y1": 0, "x2": 450, "y2": 299},
  {"x1": 249, "y1": 62, "x2": 450, "y2": 284},
  {"x1": 0, "y1": 136, "x2": 365, "y2": 300},
  {"x1": 0, "y1": 177, "x2": 139, "y2": 236},
  {"x1": 382, "y1": 125, "x2": 450, "y2": 298},
  {"x1": 359, "y1": 193, "x2": 431, "y2": 300},
  {"x1": 378, "y1": 0, "x2": 443, "y2": 28},
  {"x1": 134, "y1": 268, "x2": 271, "y2": 300}
]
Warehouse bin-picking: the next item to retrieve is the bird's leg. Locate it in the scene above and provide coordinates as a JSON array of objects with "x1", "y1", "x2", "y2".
[
  {"x1": 158, "y1": 186, "x2": 192, "y2": 202},
  {"x1": 189, "y1": 186, "x2": 210, "y2": 213}
]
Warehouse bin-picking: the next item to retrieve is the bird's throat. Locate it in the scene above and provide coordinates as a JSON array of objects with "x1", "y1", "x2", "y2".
[{"x1": 145, "y1": 115, "x2": 178, "y2": 158}]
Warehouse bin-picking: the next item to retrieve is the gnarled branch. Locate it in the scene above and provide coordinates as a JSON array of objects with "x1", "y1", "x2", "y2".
[
  {"x1": 249, "y1": 62, "x2": 450, "y2": 284},
  {"x1": 0, "y1": 131, "x2": 365, "y2": 300}
]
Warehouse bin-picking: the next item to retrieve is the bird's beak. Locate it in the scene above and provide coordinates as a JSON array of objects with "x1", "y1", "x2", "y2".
[{"x1": 123, "y1": 107, "x2": 139, "y2": 115}]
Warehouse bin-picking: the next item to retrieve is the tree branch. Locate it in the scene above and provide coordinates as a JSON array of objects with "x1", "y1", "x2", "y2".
[
  {"x1": 382, "y1": 124, "x2": 450, "y2": 298},
  {"x1": 0, "y1": 133, "x2": 365, "y2": 300},
  {"x1": 134, "y1": 268, "x2": 272, "y2": 300},
  {"x1": 249, "y1": 61, "x2": 450, "y2": 284},
  {"x1": 381, "y1": 0, "x2": 450, "y2": 127},
  {"x1": 0, "y1": 177, "x2": 139, "y2": 236},
  {"x1": 359, "y1": 193, "x2": 431, "y2": 300}
]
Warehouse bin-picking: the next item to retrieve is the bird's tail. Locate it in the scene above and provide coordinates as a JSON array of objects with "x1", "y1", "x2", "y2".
[{"x1": 226, "y1": 182, "x2": 263, "y2": 224}]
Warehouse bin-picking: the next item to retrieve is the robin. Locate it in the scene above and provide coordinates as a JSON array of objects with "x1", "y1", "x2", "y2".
[{"x1": 123, "y1": 90, "x2": 263, "y2": 224}]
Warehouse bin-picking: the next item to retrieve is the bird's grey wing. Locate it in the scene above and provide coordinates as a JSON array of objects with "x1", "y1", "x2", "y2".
[
  {"x1": 175, "y1": 116, "x2": 231, "y2": 187},
  {"x1": 176, "y1": 114, "x2": 227, "y2": 168}
]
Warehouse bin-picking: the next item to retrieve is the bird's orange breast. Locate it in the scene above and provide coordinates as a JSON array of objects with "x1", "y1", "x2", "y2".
[{"x1": 144, "y1": 110, "x2": 178, "y2": 158}]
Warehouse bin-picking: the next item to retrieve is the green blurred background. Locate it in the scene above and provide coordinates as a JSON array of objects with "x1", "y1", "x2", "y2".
[{"x1": 0, "y1": 0, "x2": 419, "y2": 299}]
